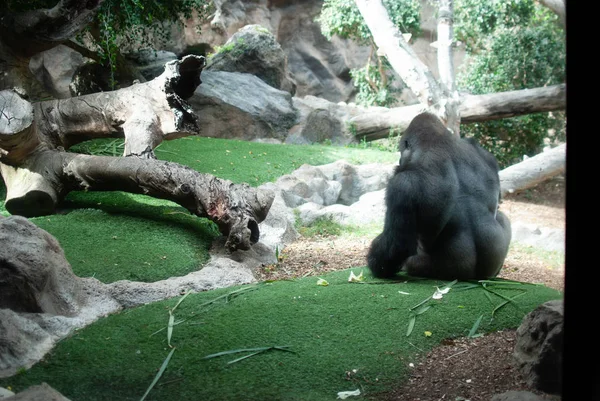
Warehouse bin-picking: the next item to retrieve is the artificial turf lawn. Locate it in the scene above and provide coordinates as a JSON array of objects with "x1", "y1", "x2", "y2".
[
  {"x1": 0, "y1": 270, "x2": 562, "y2": 401},
  {"x1": 0, "y1": 137, "x2": 564, "y2": 400},
  {"x1": 0, "y1": 137, "x2": 398, "y2": 283}
]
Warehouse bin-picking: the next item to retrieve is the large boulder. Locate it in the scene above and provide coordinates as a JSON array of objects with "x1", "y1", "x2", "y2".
[
  {"x1": 514, "y1": 300, "x2": 564, "y2": 395},
  {"x1": 1, "y1": 383, "x2": 71, "y2": 401},
  {"x1": 190, "y1": 70, "x2": 297, "y2": 141},
  {"x1": 0, "y1": 215, "x2": 83, "y2": 316},
  {"x1": 125, "y1": 49, "x2": 178, "y2": 81},
  {"x1": 166, "y1": 0, "x2": 371, "y2": 102},
  {"x1": 28, "y1": 45, "x2": 86, "y2": 99},
  {"x1": 207, "y1": 24, "x2": 296, "y2": 95},
  {"x1": 0, "y1": 309, "x2": 55, "y2": 377},
  {"x1": 287, "y1": 96, "x2": 385, "y2": 146}
]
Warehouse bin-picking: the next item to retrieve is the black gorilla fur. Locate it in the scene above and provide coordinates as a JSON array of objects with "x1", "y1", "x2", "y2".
[{"x1": 367, "y1": 112, "x2": 511, "y2": 280}]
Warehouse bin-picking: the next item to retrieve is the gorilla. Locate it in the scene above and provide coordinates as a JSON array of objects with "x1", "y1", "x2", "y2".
[{"x1": 367, "y1": 112, "x2": 511, "y2": 280}]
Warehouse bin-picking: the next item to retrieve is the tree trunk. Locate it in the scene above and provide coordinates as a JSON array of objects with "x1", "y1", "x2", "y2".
[
  {"x1": 350, "y1": 84, "x2": 566, "y2": 140},
  {"x1": 499, "y1": 144, "x2": 566, "y2": 198},
  {"x1": 0, "y1": 56, "x2": 275, "y2": 252},
  {"x1": 353, "y1": 0, "x2": 443, "y2": 107},
  {"x1": 0, "y1": 149, "x2": 273, "y2": 251},
  {"x1": 353, "y1": 0, "x2": 459, "y2": 132},
  {"x1": 434, "y1": 0, "x2": 460, "y2": 135},
  {"x1": 540, "y1": 0, "x2": 566, "y2": 27}
]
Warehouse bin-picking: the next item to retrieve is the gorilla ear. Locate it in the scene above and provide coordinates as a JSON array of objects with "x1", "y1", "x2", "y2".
[{"x1": 399, "y1": 138, "x2": 409, "y2": 152}]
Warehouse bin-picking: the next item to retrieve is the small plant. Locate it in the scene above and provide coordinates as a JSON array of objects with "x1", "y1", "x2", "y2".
[
  {"x1": 212, "y1": 38, "x2": 247, "y2": 58},
  {"x1": 68, "y1": 138, "x2": 125, "y2": 157},
  {"x1": 297, "y1": 216, "x2": 343, "y2": 238}
]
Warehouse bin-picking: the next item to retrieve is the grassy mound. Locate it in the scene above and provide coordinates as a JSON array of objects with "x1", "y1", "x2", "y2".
[
  {"x1": 0, "y1": 137, "x2": 398, "y2": 283},
  {"x1": 0, "y1": 270, "x2": 562, "y2": 401}
]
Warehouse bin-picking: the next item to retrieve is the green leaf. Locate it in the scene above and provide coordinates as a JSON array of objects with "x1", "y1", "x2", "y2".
[
  {"x1": 468, "y1": 314, "x2": 484, "y2": 338},
  {"x1": 406, "y1": 315, "x2": 416, "y2": 337},
  {"x1": 167, "y1": 312, "x2": 175, "y2": 348},
  {"x1": 140, "y1": 347, "x2": 176, "y2": 401}
]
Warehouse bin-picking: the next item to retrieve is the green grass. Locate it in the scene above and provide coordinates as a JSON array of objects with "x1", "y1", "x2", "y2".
[
  {"x1": 296, "y1": 214, "x2": 384, "y2": 240},
  {"x1": 0, "y1": 270, "x2": 562, "y2": 401},
  {"x1": 154, "y1": 137, "x2": 398, "y2": 185},
  {"x1": 508, "y1": 242, "x2": 564, "y2": 270},
  {"x1": 70, "y1": 137, "x2": 399, "y2": 186},
  {"x1": 30, "y1": 205, "x2": 218, "y2": 283},
  {"x1": 0, "y1": 138, "x2": 565, "y2": 400},
  {"x1": 0, "y1": 137, "x2": 397, "y2": 284}
]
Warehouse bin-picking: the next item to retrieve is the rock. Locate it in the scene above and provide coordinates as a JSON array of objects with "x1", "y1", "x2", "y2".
[
  {"x1": 125, "y1": 49, "x2": 178, "y2": 81},
  {"x1": 511, "y1": 222, "x2": 565, "y2": 253},
  {"x1": 287, "y1": 95, "x2": 374, "y2": 146},
  {"x1": 2, "y1": 383, "x2": 71, "y2": 400},
  {"x1": 69, "y1": 61, "x2": 111, "y2": 96},
  {"x1": 0, "y1": 387, "x2": 15, "y2": 398},
  {"x1": 514, "y1": 300, "x2": 563, "y2": 395},
  {"x1": 207, "y1": 24, "x2": 296, "y2": 95},
  {"x1": 490, "y1": 390, "x2": 546, "y2": 401},
  {"x1": 257, "y1": 182, "x2": 300, "y2": 252},
  {"x1": 29, "y1": 45, "x2": 86, "y2": 99},
  {"x1": 162, "y1": 0, "x2": 371, "y2": 102},
  {"x1": 318, "y1": 160, "x2": 395, "y2": 205},
  {"x1": 273, "y1": 160, "x2": 394, "y2": 226},
  {"x1": 190, "y1": 70, "x2": 297, "y2": 141},
  {"x1": 0, "y1": 309, "x2": 55, "y2": 377},
  {"x1": 0, "y1": 216, "x2": 83, "y2": 316}
]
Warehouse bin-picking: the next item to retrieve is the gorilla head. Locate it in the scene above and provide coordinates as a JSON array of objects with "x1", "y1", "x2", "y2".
[{"x1": 367, "y1": 112, "x2": 511, "y2": 280}]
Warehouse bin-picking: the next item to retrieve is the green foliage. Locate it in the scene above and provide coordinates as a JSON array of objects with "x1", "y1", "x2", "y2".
[
  {"x1": 210, "y1": 38, "x2": 247, "y2": 60},
  {"x1": 86, "y1": 0, "x2": 212, "y2": 88},
  {"x1": 455, "y1": 0, "x2": 566, "y2": 167},
  {"x1": 350, "y1": 63, "x2": 399, "y2": 107},
  {"x1": 317, "y1": 0, "x2": 420, "y2": 107},
  {"x1": 297, "y1": 216, "x2": 343, "y2": 238},
  {"x1": 318, "y1": 0, "x2": 420, "y2": 43},
  {"x1": 454, "y1": 0, "x2": 537, "y2": 53}
]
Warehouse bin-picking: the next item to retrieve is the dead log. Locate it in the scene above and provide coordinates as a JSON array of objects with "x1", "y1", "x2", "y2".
[
  {"x1": 0, "y1": 55, "x2": 275, "y2": 251},
  {"x1": 0, "y1": 149, "x2": 273, "y2": 251},
  {"x1": 499, "y1": 144, "x2": 566, "y2": 198},
  {"x1": 34, "y1": 55, "x2": 205, "y2": 157},
  {"x1": 349, "y1": 84, "x2": 566, "y2": 141}
]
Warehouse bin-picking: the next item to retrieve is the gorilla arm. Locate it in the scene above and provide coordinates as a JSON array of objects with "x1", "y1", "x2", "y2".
[{"x1": 367, "y1": 171, "x2": 419, "y2": 278}]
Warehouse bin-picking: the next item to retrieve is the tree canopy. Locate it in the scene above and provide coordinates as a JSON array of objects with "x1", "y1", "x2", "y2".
[{"x1": 317, "y1": 0, "x2": 566, "y2": 167}]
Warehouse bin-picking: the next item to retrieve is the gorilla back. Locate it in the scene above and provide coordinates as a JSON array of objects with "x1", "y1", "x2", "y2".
[{"x1": 367, "y1": 112, "x2": 511, "y2": 280}]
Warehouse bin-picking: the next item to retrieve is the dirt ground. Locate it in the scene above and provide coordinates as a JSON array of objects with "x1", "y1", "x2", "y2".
[{"x1": 255, "y1": 174, "x2": 565, "y2": 401}]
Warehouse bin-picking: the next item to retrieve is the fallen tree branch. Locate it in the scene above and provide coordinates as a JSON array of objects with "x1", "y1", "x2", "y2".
[
  {"x1": 0, "y1": 55, "x2": 274, "y2": 251},
  {"x1": 33, "y1": 55, "x2": 206, "y2": 157},
  {"x1": 349, "y1": 84, "x2": 566, "y2": 140},
  {"x1": 1, "y1": 149, "x2": 273, "y2": 251},
  {"x1": 499, "y1": 144, "x2": 566, "y2": 198}
]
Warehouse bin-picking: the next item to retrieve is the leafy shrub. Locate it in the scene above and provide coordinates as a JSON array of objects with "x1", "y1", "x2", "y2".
[
  {"x1": 317, "y1": 0, "x2": 421, "y2": 107},
  {"x1": 455, "y1": 0, "x2": 566, "y2": 167}
]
